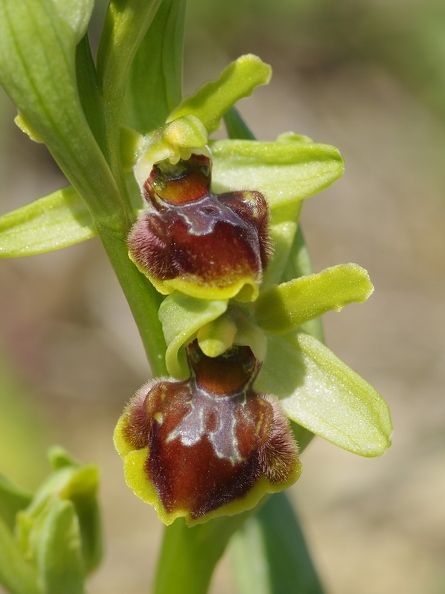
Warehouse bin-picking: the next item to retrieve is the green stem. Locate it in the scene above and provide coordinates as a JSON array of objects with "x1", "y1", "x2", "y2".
[
  {"x1": 97, "y1": 224, "x2": 167, "y2": 377},
  {"x1": 153, "y1": 512, "x2": 255, "y2": 594}
]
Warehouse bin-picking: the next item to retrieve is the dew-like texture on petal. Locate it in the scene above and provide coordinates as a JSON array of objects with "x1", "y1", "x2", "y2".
[{"x1": 114, "y1": 342, "x2": 301, "y2": 526}]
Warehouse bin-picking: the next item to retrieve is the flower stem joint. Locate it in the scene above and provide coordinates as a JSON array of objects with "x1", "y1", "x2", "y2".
[{"x1": 114, "y1": 340, "x2": 301, "y2": 526}]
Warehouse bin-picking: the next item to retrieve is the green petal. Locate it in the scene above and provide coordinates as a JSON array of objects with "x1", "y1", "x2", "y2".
[
  {"x1": 158, "y1": 293, "x2": 228, "y2": 379},
  {"x1": 211, "y1": 137, "x2": 344, "y2": 208},
  {"x1": 255, "y1": 264, "x2": 374, "y2": 333},
  {"x1": 0, "y1": 187, "x2": 96, "y2": 257},
  {"x1": 168, "y1": 54, "x2": 271, "y2": 134},
  {"x1": 256, "y1": 332, "x2": 392, "y2": 457}
]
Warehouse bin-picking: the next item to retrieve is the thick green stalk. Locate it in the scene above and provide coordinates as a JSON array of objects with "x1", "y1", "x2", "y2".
[
  {"x1": 97, "y1": 224, "x2": 167, "y2": 377},
  {"x1": 153, "y1": 512, "x2": 256, "y2": 594}
]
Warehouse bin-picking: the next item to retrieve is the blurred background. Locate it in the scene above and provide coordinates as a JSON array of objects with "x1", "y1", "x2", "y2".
[{"x1": 1, "y1": 0, "x2": 445, "y2": 592}]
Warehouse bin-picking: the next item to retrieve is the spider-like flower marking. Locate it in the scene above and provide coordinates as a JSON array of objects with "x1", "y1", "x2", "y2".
[
  {"x1": 114, "y1": 341, "x2": 301, "y2": 526},
  {"x1": 127, "y1": 154, "x2": 271, "y2": 301}
]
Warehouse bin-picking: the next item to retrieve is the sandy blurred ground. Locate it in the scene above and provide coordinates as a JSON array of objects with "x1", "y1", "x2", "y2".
[{"x1": 1, "y1": 2, "x2": 445, "y2": 593}]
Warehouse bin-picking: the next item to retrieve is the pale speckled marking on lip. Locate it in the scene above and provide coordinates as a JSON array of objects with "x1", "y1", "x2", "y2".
[{"x1": 165, "y1": 387, "x2": 251, "y2": 465}]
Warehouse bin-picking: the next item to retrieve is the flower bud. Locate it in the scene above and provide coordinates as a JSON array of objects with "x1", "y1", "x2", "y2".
[
  {"x1": 114, "y1": 341, "x2": 301, "y2": 526},
  {"x1": 128, "y1": 154, "x2": 271, "y2": 301}
]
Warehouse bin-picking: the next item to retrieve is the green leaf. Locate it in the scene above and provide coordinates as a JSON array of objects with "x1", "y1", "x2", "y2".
[
  {"x1": 168, "y1": 54, "x2": 271, "y2": 134},
  {"x1": 255, "y1": 264, "x2": 374, "y2": 333},
  {"x1": 231, "y1": 493, "x2": 325, "y2": 594},
  {"x1": 123, "y1": 0, "x2": 186, "y2": 133},
  {"x1": 0, "y1": 187, "x2": 96, "y2": 257},
  {"x1": 211, "y1": 137, "x2": 344, "y2": 209},
  {"x1": 75, "y1": 34, "x2": 108, "y2": 156},
  {"x1": 158, "y1": 293, "x2": 228, "y2": 379},
  {"x1": 36, "y1": 500, "x2": 86, "y2": 594},
  {"x1": 0, "y1": 0, "x2": 125, "y2": 226},
  {"x1": 256, "y1": 331, "x2": 392, "y2": 457},
  {"x1": 224, "y1": 106, "x2": 256, "y2": 140},
  {"x1": 0, "y1": 474, "x2": 32, "y2": 531},
  {"x1": 0, "y1": 517, "x2": 40, "y2": 594},
  {"x1": 97, "y1": 0, "x2": 164, "y2": 109},
  {"x1": 51, "y1": 0, "x2": 94, "y2": 44}
]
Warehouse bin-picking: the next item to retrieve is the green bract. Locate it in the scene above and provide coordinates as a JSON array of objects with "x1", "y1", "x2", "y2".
[{"x1": 0, "y1": 449, "x2": 101, "y2": 594}]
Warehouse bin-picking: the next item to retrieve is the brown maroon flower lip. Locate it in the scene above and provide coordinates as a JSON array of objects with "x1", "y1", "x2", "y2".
[
  {"x1": 145, "y1": 154, "x2": 212, "y2": 207},
  {"x1": 121, "y1": 341, "x2": 299, "y2": 522},
  {"x1": 127, "y1": 153, "x2": 271, "y2": 298}
]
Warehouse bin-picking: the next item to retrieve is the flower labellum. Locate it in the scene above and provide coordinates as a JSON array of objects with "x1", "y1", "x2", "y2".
[
  {"x1": 114, "y1": 340, "x2": 301, "y2": 526},
  {"x1": 128, "y1": 153, "x2": 271, "y2": 301}
]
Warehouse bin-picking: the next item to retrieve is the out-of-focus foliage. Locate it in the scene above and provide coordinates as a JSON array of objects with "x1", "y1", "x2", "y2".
[{"x1": 187, "y1": 0, "x2": 445, "y2": 128}]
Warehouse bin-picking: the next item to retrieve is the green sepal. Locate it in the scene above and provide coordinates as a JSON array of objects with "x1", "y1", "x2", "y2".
[
  {"x1": 0, "y1": 517, "x2": 40, "y2": 594},
  {"x1": 0, "y1": 187, "x2": 96, "y2": 257},
  {"x1": 256, "y1": 331, "x2": 392, "y2": 457},
  {"x1": 35, "y1": 499, "x2": 86, "y2": 594},
  {"x1": 211, "y1": 136, "x2": 344, "y2": 209},
  {"x1": 0, "y1": 475, "x2": 32, "y2": 531},
  {"x1": 255, "y1": 263, "x2": 374, "y2": 334},
  {"x1": 158, "y1": 293, "x2": 228, "y2": 379},
  {"x1": 231, "y1": 492, "x2": 325, "y2": 594},
  {"x1": 16, "y1": 448, "x2": 102, "y2": 581},
  {"x1": 168, "y1": 54, "x2": 271, "y2": 134},
  {"x1": 261, "y1": 202, "x2": 302, "y2": 288}
]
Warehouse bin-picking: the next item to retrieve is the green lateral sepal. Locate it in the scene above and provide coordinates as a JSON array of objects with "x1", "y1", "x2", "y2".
[{"x1": 256, "y1": 331, "x2": 392, "y2": 457}]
